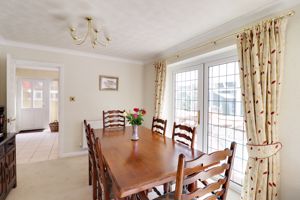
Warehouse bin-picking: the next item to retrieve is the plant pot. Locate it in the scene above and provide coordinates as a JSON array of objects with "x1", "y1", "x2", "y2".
[{"x1": 131, "y1": 125, "x2": 139, "y2": 141}]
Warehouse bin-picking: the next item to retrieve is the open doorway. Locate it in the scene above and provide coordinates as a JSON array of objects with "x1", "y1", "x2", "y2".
[{"x1": 15, "y1": 66, "x2": 60, "y2": 164}]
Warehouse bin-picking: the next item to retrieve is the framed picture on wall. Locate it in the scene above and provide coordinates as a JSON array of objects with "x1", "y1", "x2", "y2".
[{"x1": 99, "y1": 75, "x2": 119, "y2": 91}]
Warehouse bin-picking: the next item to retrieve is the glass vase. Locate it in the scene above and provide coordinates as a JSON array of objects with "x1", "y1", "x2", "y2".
[{"x1": 131, "y1": 125, "x2": 139, "y2": 141}]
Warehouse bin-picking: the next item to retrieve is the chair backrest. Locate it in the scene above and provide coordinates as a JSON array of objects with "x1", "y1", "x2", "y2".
[
  {"x1": 102, "y1": 110, "x2": 126, "y2": 129},
  {"x1": 83, "y1": 120, "x2": 95, "y2": 164},
  {"x1": 172, "y1": 122, "x2": 196, "y2": 148},
  {"x1": 174, "y1": 142, "x2": 237, "y2": 200},
  {"x1": 92, "y1": 133, "x2": 111, "y2": 200},
  {"x1": 151, "y1": 117, "x2": 167, "y2": 136}
]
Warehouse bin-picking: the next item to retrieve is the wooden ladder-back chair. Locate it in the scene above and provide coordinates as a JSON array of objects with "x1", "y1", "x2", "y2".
[
  {"x1": 172, "y1": 122, "x2": 196, "y2": 149},
  {"x1": 151, "y1": 117, "x2": 167, "y2": 136},
  {"x1": 91, "y1": 129, "x2": 114, "y2": 200},
  {"x1": 139, "y1": 142, "x2": 237, "y2": 200},
  {"x1": 103, "y1": 110, "x2": 126, "y2": 129},
  {"x1": 83, "y1": 120, "x2": 97, "y2": 200}
]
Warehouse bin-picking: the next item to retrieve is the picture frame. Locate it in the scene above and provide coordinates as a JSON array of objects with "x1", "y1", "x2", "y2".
[{"x1": 99, "y1": 75, "x2": 119, "y2": 91}]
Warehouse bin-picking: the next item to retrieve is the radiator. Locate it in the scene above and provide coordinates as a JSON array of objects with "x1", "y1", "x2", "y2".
[{"x1": 81, "y1": 119, "x2": 102, "y2": 149}]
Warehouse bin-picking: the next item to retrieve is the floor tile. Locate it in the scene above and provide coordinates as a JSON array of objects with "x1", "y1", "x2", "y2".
[{"x1": 16, "y1": 131, "x2": 59, "y2": 164}]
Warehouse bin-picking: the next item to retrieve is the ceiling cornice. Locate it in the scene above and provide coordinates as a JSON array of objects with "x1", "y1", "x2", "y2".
[
  {"x1": 0, "y1": 37, "x2": 144, "y2": 65},
  {"x1": 145, "y1": 0, "x2": 300, "y2": 64}
]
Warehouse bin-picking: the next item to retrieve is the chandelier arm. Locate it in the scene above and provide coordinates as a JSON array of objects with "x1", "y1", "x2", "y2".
[
  {"x1": 70, "y1": 29, "x2": 88, "y2": 45},
  {"x1": 95, "y1": 39, "x2": 108, "y2": 46},
  {"x1": 90, "y1": 26, "x2": 98, "y2": 47},
  {"x1": 70, "y1": 17, "x2": 111, "y2": 47},
  {"x1": 70, "y1": 19, "x2": 92, "y2": 45},
  {"x1": 94, "y1": 30, "x2": 110, "y2": 46}
]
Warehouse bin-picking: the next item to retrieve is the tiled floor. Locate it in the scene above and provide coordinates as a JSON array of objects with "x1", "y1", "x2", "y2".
[{"x1": 16, "y1": 130, "x2": 59, "y2": 164}]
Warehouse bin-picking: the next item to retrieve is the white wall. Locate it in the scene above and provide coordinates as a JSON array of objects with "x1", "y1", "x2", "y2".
[
  {"x1": 143, "y1": 62, "x2": 155, "y2": 128},
  {"x1": 278, "y1": 6, "x2": 300, "y2": 199},
  {"x1": 143, "y1": 5, "x2": 300, "y2": 199},
  {"x1": 0, "y1": 45, "x2": 144, "y2": 154}
]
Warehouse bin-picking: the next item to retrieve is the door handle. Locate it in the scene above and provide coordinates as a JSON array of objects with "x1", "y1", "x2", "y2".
[{"x1": 197, "y1": 110, "x2": 200, "y2": 125}]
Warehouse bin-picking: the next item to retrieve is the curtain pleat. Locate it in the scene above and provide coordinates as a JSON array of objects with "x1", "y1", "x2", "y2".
[
  {"x1": 154, "y1": 60, "x2": 167, "y2": 118},
  {"x1": 237, "y1": 18, "x2": 287, "y2": 200}
]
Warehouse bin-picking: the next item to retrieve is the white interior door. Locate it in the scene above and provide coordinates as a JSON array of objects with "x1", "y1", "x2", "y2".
[
  {"x1": 173, "y1": 65, "x2": 204, "y2": 150},
  {"x1": 17, "y1": 79, "x2": 50, "y2": 131},
  {"x1": 6, "y1": 54, "x2": 17, "y2": 133}
]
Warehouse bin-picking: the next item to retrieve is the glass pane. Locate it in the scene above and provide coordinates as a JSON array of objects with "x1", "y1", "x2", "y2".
[
  {"x1": 33, "y1": 81, "x2": 43, "y2": 108},
  {"x1": 212, "y1": 66, "x2": 219, "y2": 77},
  {"x1": 175, "y1": 70, "x2": 199, "y2": 126},
  {"x1": 227, "y1": 62, "x2": 235, "y2": 75},
  {"x1": 207, "y1": 61, "x2": 247, "y2": 186},
  {"x1": 50, "y1": 81, "x2": 59, "y2": 121},
  {"x1": 22, "y1": 80, "x2": 32, "y2": 108},
  {"x1": 219, "y1": 64, "x2": 227, "y2": 76}
]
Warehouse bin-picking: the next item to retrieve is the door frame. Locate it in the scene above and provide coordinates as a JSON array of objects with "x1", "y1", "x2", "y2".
[{"x1": 11, "y1": 59, "x2": 65, "y2": 157}]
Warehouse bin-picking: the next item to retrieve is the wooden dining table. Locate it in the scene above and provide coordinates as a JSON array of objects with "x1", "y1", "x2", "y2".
[{"x1": 94, "y1": 126, "x2": 204, "y2": 199}]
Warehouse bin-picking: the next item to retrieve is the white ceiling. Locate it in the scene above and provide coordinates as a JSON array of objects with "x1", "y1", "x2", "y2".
[{"x1": 0, "y1": 0, "x2": 298, "y2": 62}]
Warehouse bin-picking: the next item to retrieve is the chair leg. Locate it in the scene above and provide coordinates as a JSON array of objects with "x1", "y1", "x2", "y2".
[
  {"x1": 187, "y1": 181, "x2": 197, "y2": 192},
  {"x1": 89, "y1": 158, "x2": 92, "y2": 185},
  {"x1": 163, "y1": 183, "x2": 170, "y2": 194},
  {"x1": 97, "y1": 179, "x2": 102, "y2": 200},
  {"x1": 93, "y1": 168, "x2": 97, "y2": 200}
]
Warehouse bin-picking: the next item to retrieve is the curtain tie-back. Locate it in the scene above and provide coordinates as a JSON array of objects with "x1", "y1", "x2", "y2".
[{"x1": 247, "y1": 142, "x2": 282, "y2": 159}]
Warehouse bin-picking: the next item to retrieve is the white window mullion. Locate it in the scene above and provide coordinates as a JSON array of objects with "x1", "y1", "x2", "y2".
[{"x1": 203, "y1": 64, "x2": 209, "y2": 153}]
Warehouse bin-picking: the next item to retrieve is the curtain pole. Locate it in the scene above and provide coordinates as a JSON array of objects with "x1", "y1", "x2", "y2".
[{"x1": 165, "y1": 10, "x2": 295, "y2": 61}]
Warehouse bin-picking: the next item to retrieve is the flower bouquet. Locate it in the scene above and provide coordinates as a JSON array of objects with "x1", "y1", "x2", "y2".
[{"x1": 124, "y1": 108, "x2": 146, "y2": 140}]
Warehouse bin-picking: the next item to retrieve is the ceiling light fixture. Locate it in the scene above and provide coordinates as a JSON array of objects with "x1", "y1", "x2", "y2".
[{"x1": 69, "y1": 17, "x2": 111, "y2": 48}]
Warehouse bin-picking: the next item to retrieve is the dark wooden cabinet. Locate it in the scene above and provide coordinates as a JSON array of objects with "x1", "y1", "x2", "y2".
[
  {"x1": 0, "y1": 134, "x2": 16, "y2": 200},
  {"x1": 0, "y1": 156, "x2": 6, "y2": 200}
]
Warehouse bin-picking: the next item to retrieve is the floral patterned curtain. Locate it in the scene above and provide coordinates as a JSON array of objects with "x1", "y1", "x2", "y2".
[
  {"x1": 237, "y1": 18, "x2": 287, "y2": 200},
  {"x1": 154, "y1": 60, "x2": 167, "y2": 118}
]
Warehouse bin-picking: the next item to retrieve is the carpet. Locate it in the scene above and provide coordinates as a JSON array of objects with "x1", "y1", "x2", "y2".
[{"x1": 6, "y1": 156, "x2": 92, "y2": 200}]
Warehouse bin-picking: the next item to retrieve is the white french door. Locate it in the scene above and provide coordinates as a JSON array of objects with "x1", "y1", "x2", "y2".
[
  {"x1": 172, "y1": 54, "x2": 247, "y2": 190},
  {"x1": 203, "y1": 56, "x2": 247, "y2": 187},
  {"x1": 17, "y1": 79, "x2": 50, "y2": 131},
  {"x1": 173, "y1": 65, "x2": 204, "y2": 150}
]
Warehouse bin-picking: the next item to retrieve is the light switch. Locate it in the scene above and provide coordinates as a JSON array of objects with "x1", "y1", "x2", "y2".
[{"x1": 69, "y1": 96, "x2": 76, "y2": 102}]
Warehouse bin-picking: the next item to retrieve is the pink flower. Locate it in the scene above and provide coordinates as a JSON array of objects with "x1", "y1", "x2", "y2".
[
  {"x1": 133, "y1": 108, "x2": 139, "y2": 112},
  {"x1": 133, "y1": 113, "x2": 138, "y2": 118}
]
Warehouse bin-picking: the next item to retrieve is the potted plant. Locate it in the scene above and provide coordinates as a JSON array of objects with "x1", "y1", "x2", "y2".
[{"x1": 124, "y1": 108, "x2": 146, "y2": 141}]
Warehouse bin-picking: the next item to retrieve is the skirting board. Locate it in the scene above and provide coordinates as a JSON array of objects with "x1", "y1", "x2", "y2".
[{"x1": 60, "y1": 150, "x2": 88, "y2": 158}]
